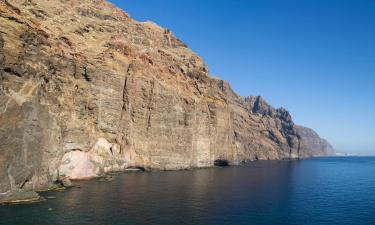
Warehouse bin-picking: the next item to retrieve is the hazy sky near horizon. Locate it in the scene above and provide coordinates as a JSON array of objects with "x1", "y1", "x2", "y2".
[{"x1": 110, "y1": 0, "x2": 375, "y2": 154}]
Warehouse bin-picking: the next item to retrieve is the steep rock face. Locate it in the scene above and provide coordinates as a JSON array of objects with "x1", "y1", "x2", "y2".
[
  {"x1": 296, "y1": 126, "x2": 335, "y2": 156},
  {"x1": 0, "y1": 0, "x2": 333, "y2": 199}
]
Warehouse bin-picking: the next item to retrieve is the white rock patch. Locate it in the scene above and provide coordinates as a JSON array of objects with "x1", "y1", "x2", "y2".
[
  {"x1": 58, "y1": 151, "x2": 98, "y2": 179},
  {"x1": 58, "y1": 138, "x2": 126, "y2": 179}
]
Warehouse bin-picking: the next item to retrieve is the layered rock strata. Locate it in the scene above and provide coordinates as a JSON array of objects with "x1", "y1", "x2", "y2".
[{"x1": 0, "y1": 0, "x2": 333, "y2": 203}]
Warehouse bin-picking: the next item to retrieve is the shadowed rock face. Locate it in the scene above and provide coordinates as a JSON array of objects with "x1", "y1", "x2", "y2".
[
  {"x1": 0, "y1": 0, "x2": 333, "y2": 199},
  {"x1": 296, "y1": 126, "x2": 335, "y2": 157}
]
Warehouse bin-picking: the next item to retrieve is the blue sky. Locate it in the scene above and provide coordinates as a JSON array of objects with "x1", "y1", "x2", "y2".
[{"x1": 110, "y1": 0, "x2": 375, "y2": 154}]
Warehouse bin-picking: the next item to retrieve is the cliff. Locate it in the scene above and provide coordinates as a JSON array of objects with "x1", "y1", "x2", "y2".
[
  {"x1": 0, "y1": 0, "x2": 333, "y2": 203},
  {"x1": 295, "y1": 126, "x2": 335, "y2": 157}
]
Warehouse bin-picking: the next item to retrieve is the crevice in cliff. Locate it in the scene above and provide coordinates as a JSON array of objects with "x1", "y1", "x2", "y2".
[
  {"x1": 146, "y1": 79, "x2": 155, "y2": 132},
  {"x1": 4, "y1": 0, "x2": 21, "y2": 14},
  {"x1": 219, "y1": 80, "x2": 225, "y2": 92},
  {"x1": 0, "y1": 33, "x2": 4, "y2": 70},
  {"x1": 296, "y1": 133, "x2": 302, "y2": 158},
  {"x1": 194, "y1": 81, "x2": 202, "y2": 95},
  {"x1": 120, "y1": 66, "x2": 130, "y2": 113},
  {"x1": 82, "y1": 66, "x2": 91, "y2": 82},
  {"x1": 252, "y1": 96, "x2": 262, "y2": 114},
  {"x1": 0, "y1": 1, "x2": 26, "y2": 26},
  {"x1": 3, "y1": 67, "x2": 22, "y2": 77},
  {"x1": 266, "y1": 130, "x2": 280, "y2": 144},
  {"x1": 164, "y1": 29, "x2": 172, "y2": 47},
  {"x1": 0, "y1": 32, "x2": 4, "y2": 97},
  {"x1": 117, "y1": 63, "x2": 132, "y2": 153},
  {"x1": 19, "y1": 178, "x2": 29, "y2": 189}
]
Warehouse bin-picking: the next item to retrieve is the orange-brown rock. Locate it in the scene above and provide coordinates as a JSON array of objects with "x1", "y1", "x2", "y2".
[{"x1": 0, "y1": 0, "x2": 333, "y2": 202}]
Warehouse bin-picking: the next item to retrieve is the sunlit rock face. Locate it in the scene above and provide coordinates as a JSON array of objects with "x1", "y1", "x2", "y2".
[{"x1": 0, "y1": 0, "x2": 333, "y2": 197}]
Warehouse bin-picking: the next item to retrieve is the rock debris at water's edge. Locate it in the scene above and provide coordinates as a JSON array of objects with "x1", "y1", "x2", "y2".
[{"x1": 0, "y1": 0, "x2": 334, "y2": 204}]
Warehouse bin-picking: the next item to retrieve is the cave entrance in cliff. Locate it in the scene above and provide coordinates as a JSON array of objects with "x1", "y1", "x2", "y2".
[{"x1": 214, "y1": 159, "x2": 229, "y2": 167}]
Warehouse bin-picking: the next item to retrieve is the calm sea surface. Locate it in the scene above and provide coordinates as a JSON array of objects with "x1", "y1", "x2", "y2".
[{"x1": 1, "y1": 157, "x2": 375, "y2": 225}]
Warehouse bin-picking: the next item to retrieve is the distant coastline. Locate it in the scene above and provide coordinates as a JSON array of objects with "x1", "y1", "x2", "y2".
[{"x1": 334, "y1": 153, "x2": 375, "y2": 157}]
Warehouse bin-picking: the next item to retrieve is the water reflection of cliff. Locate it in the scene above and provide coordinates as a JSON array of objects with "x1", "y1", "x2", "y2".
[{"x1": 15, "y1": 161, "x2": 298, "y2": 224}]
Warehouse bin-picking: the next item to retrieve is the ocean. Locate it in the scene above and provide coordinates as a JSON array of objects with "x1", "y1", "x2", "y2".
[{"x1": 1, "y1": 157, "x2": 375, "y2": 225}]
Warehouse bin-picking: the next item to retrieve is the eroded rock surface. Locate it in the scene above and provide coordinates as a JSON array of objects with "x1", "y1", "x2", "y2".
[{"x1": 0, "y1": 0, "x2": 334, "y2": 201}]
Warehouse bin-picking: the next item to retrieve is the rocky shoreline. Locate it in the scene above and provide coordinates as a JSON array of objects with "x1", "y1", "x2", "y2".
[
  {"x1": 0, "y1": 168, "x2": 144, "y2": 205},
  {"x1": 0, "y1": 190, "x2": 45, "y2": 205}
]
